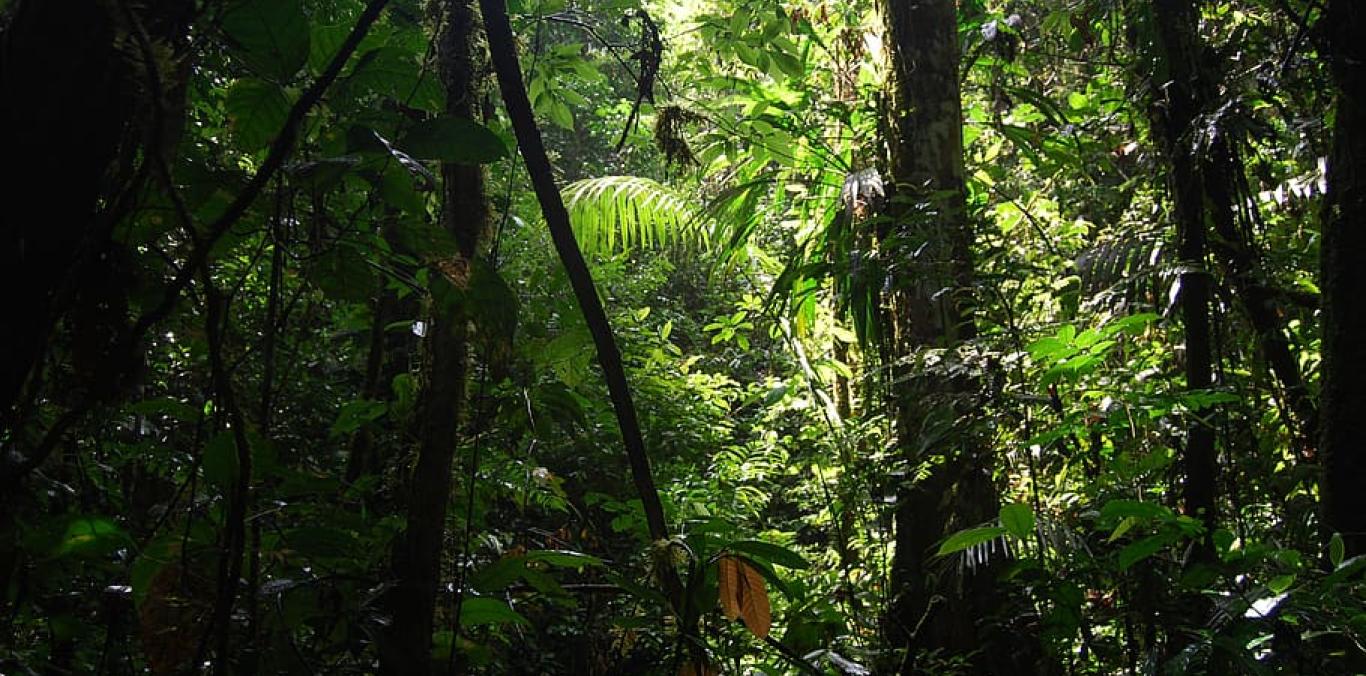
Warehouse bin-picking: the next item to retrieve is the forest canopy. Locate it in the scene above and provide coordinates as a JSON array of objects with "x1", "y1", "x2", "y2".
[{"x1": 1, "y1": 0, "x2": 1364, "y2": 673}]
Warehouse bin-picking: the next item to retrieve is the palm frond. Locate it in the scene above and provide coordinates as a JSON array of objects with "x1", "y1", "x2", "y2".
[{"x1": 561, "y1": 175, "x2": 708, "y2": 255}]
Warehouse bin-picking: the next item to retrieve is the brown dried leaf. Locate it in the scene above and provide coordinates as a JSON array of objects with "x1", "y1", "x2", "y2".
[
  {"x1": 716, "y1": 554, "x2": 772, "y2": 638},
  {"x1": 737, "y1": 557, "x2": 771, "y2": 638},
  {"x1": 717, "y1": 554, "x2": 742, "y2": 621}
]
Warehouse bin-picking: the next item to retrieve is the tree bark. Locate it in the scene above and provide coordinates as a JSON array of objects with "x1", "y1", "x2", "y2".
[
  {"x1": 880, "y1": 0, "x2": 1008, "y2": 671},
  {"x1": 380, "y1": 1, "x2": 490, "y2": 673},
  {"x1": 1319, "y1": 0, "x2": 1366, "y2": 557},
  {"x1": 1141, "y1": 0, "x2": 1219, "y2": 548},
  {"x1": 0, "y1": 0, "x2": 194, "y2": 422}
]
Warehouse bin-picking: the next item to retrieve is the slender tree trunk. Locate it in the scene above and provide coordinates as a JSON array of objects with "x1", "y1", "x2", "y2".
[
  {"x1": 1140, "y1": 0, "x2": 1218, "y2": 546},
  {"x1": 380, "y1": 2, "x2": 490, "y2": 673},
  {"x1": 1140, "y1": 0, "x2": 1318, "y2": 457},
  {"x1": 880, "y1": 0, "x2": 1009, "y2": 671},
  {"x1": 1319, "y1": 0, "x2": 1366, "y2": 557},
  {"x1": 479, "y1": 0, "x2": 689, "y2": 654},
  {"x1": 479, "y1": 0, "x2": 676, "y2": 573}
]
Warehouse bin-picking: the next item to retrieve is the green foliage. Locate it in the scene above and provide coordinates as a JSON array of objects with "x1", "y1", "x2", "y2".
[
  {"x1": 562, "y1": 175, "x2": 707, "y2": 254},
  {"x1": 2, "y1": 0, "x2": 1359, "y2": 673}
]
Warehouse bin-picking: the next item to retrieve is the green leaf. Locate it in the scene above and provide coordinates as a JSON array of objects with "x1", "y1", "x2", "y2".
[
  {"x1": 1000, "y1": 503, "x2": 1035, "y2": 541},
  {"x1": 1117, "y1": 533, "x2": 1174, "y2": 570},
  {"x1": 221, "y1": 0, "x2": 309, "y2": 81},
  {"x1": 524, "y1": 549, "x2": 604, "y2": 568},
  {"x1": 936, "y1": 526, "x2": 1007, "y2": 557},
  {"x1": 127, "y1": 397, "x2": 199, "y2": 422},
  {"x1": 1213, "y1": 528, "x2": 1236, "y2": 555},
  {"x1": 51, "y1": 516, "x2": 131, "y2": 559},
  {"x1": 225, "y1": 78, "x2": 290, "y2": 151},
  {"x1": 330, "y1": 399, "x2": 387, "y2": 437},
  {"x1": 459, "y1": 597, "x2": 530, "y2": 627},
  {"x1": 472, "y1": 557, "x2": 530, "y2": 595},
  {"x1": 1108, "y1": 516, "x2": 1139, "y2": 543},
  {"x1": 1266, "y1": 574, "x2": 1296, "y2": 594},
  {"x1": 1330, "y1": 532, "x2": 1345, "y2": 568},
  {"x1": 308, "y1": 24, "x2": 352, "y2": 75},
  {"x1": 769, "y1": 50, "x2": 804, "y2": 78},
  {"x1": 203, "y1": 431, "x2": 241, "y2": 492},
  {"x1": 563, "y1": 176, "x2": 707, "y2": 254},
  {"x1": 725, "y1": 539, "x2": 810, "y2": 570},
  {"x1": 398, "y1": 116, "x2": 508, "y2": 164},
  {"x1": 1100, "y1": 499, "x2": 1173, "y2": 522}
]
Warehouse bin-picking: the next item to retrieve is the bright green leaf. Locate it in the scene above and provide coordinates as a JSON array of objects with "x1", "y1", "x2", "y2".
[
  {"x1": 1000, "y1": 503, "x2": 1035, "y2": 541},
  {"x1": 936, "y1": 526, "x2": 1007, "y2": 557}
]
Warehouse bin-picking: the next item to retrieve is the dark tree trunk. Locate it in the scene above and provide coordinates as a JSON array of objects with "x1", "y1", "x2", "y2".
[
  {"x1": 1319, "y1": 0, "x2": 1366, "y2": 557},
  {"x1": 380, "y1": 1, "x2": 490, "y2": 673},
  {"x1": 880, "y1": 0, "x2": 1009, "y2": 671},
  {"x1": 0, "y1": 0, "x2": 194, "y2": 424},
  {"x1": 1141, "y1": 0, "x2": 1318, "y2": 459},
  {"x1": 1141, "y1": 0, "x2": 1219, "y2": 545},
  {"x1": 479, "y1": 0, "x2": 687, "y2": 647}
]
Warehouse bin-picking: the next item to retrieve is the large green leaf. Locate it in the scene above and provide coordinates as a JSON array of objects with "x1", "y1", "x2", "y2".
[
  {"x1": 399, "y1": 116, "x2": 508, "y2": 164},
  {"x1": 724, "y1": 539, "x2": 810, "y2": 570},
  {"x1": 459, "y1": 597, "x2": 530, "y2": 627},
  {"x1": 49, "y1": 516, "x2": 131, "y2": 559},
  {"x1": 524, "y1": 549, "x2": 604, "y2": 568},
  {"x1": 225, "y1": 78, "x2": 290, "y2": 151},
  {"x1": 221, "y1": 0, "x2": 309, "y2": 81},
  {"x1": 1117, "y1": 532, "x2": 1177, "y2": 570},
  {"x1": 562, "y1": 176, "x2": 708, "y2": 254},
  {"x1": 1000, "y1": 503, "x2": 1035, "y2": 541},
  {"x1": 202, "y1": 431, "x2": 241, "y2": 492},
  {"x1": 936, "y1": 526, "x2": 1007, "y2": 557}
]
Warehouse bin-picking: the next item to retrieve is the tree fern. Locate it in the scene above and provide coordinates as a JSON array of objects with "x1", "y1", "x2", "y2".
[{"x1": 561, "y1": 175, "x2": 708, "y2": 254}]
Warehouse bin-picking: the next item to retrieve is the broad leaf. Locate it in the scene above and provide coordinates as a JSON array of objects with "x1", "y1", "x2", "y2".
[
  {"x1": 221, "y1": 0, "x2": 309, "y2": 81},
  {"x1": 459, "y1": 597, "x2": 529, "y2": 627},
  {"x1": 725, "y1": 539, "x2": 810, "y2": 570},
  {"x1": 399, "y1": 116, "x2": 508, "y2": 164},
  {"x1": 1117, "y1": 532, "x2": 1176, "y2": 570},
  {"x1": 202, "y1": 431, "x2": 241, "y2": 492},
  {"x1": 225, "y1": 78, "x2": 290, "y2": 151},
  {"x1": 936, "y1": 526, "x2": 1007, "y2": 557},
  {"x1": 1000, "y1": 503, "x2": 1035, "y2": 541},
  {"x1": 716, "y1": 555, "x2": 771, "y2": 639}
]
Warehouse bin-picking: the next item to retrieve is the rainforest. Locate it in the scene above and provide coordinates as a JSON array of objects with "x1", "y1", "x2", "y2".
[{"x1": 1, "y1": 0, "x2": 1364, "y2": 673}]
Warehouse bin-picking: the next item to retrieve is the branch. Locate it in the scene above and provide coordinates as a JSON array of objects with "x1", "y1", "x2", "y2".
[{"x1": 478, "y1": 0, "x2": 681, "y2": 602}]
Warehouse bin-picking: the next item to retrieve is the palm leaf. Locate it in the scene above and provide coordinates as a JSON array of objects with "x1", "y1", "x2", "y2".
[{"x1": 561, "y1": 175, "x2": 708, "y2": 254}]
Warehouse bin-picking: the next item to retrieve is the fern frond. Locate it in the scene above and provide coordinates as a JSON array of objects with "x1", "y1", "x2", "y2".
[{"x1": 561, "y1": 175, "x2": 708, "y2": 255}]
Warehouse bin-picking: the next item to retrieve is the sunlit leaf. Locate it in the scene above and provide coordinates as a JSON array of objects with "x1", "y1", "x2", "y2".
[
  {"x1": 936, "y1": 526, "x2": 1007, "y2": 557},
  {"x1": 1000, "y1": 503, "x2": 1034, "y2": 541}
]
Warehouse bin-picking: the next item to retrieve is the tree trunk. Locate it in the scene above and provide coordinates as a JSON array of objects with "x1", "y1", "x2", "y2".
[
  {"x1": 1319, "y1": 0, "x2": 1366, "y2": 557},
  {"x1": 880, "y1": 0, "x2": 1008, "y2": 671},
  {"x1": 379, "y1": 1, "x2": 490, "y2": 672},
  {"x1": 1140, "y1": 0, "x2": 1219, "y2": 548},
  {"x1": 0, "y1": 0, "x2": 194, "y2": 423}
]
